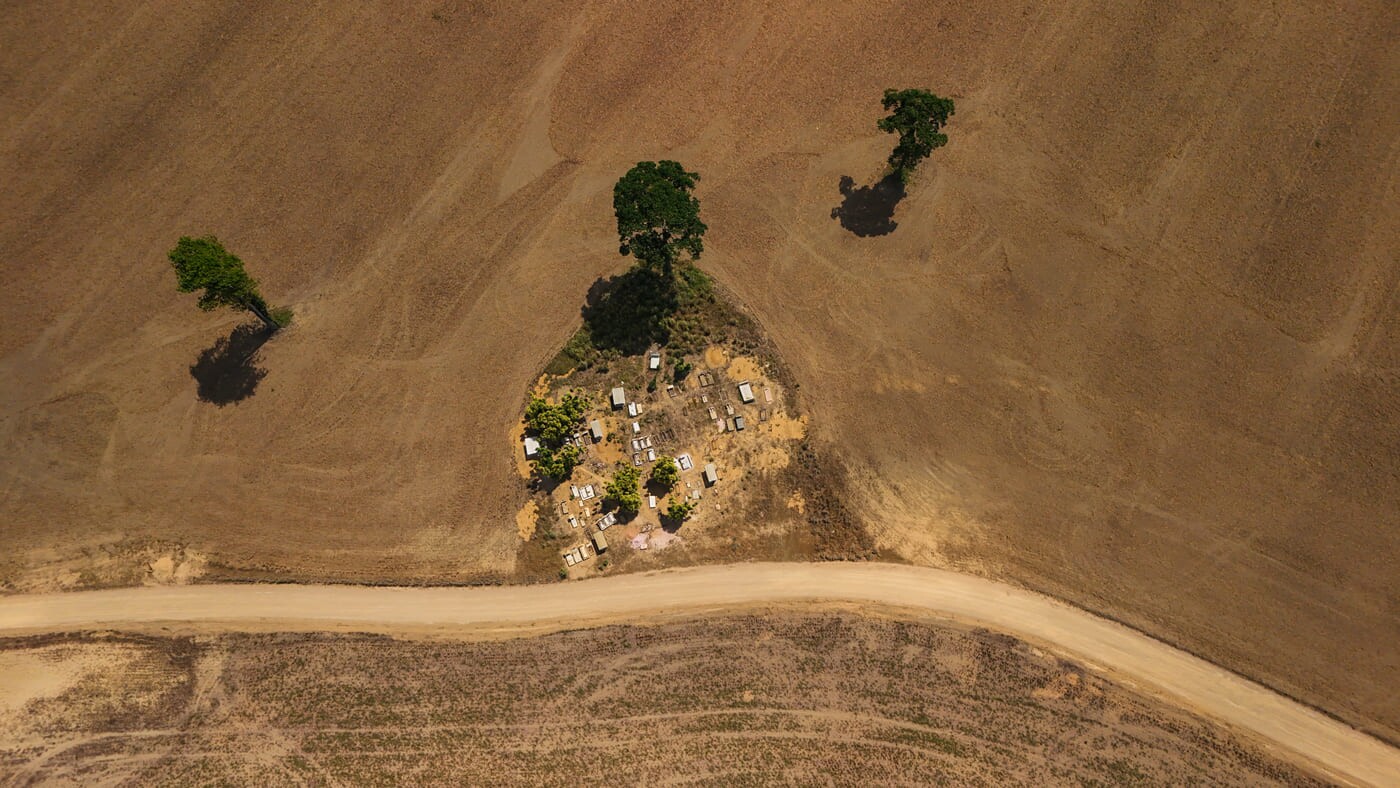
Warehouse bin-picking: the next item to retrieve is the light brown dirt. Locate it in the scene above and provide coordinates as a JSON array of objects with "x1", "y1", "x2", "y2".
[
  {"x1": 0, "y1": 614, "x2": 1328, "y2": 786},
  {"x1": 0, "y1": 0, "x2": 1396, "y2": 747},
  {"x1": 0, "y1": 563, "x2": 1396, "y2": 785},
  {"x1": 513, "y1": 500, "x2": 537, "y2": 542}
]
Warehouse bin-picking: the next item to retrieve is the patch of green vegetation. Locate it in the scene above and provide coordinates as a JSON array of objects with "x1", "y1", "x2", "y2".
[
  {"x1": 524, "y1": 393, "x2": 588, "y2": 443},
  {"x1": 675, "y1": 262, "x2": 714, "y2": 304},
  {"x1": 533, "y1": 443, "x2": 582, "y2": 481},
  {"x1": 877, "y1": 88, "x2": 955, "y2": 184},
  {"x1": 664, "y1": 497, "x2": 697, "y2": 522},
  {"x1": 574, "y1": 262, "x2": 728, "y2": 360},
  {"x1": 545, "y1": 330, "x2": 595, "y2": 376},
  {"x1": 168, "y1": 235, "x2": 286, "y2": 332},
  {"x1": 605, "y1": 465, "x2": 642, "y2": 515},
  {"x1": 613, "y1": 160, "x2": 706, "y2": 276},
  {"x1": 523, "y1": 392, "x2": 589, "y2": 480},
  {"x1": 649, "y1": 456, "x2": 680, "y2": 491},
  {"x1": 672, "y1": 358, "x2": 693, "y2": 381}
]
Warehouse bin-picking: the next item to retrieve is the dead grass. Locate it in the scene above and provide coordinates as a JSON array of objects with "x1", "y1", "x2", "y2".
[{"x1": 0, "y1": 613, "x2": 1325, "y2": 785}]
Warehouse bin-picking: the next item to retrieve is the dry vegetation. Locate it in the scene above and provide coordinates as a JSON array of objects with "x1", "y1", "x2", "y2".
[
  {"x1": 0, "y1": 612, "x2": 1325, "y2": 785},
  {"x1": 0, "y1": 0, "x2": 1396, "y2": 746}
]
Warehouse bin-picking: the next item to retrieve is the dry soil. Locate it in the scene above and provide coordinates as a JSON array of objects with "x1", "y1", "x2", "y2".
[
  {"x1": 0, "y1": 612, "x2": 1327, "y2": 786},
  {"x1": 1, "y1": 0, "x2": 1396, "y2": 745}
]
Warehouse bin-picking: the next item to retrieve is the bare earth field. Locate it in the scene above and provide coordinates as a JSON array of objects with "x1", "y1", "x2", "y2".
[
  {"x1": 0, "y1": 612, "x2": 1326, "y2": 785},
  {"x1": 1, "y1": 0, "x2": 1397, "y2": 749}
]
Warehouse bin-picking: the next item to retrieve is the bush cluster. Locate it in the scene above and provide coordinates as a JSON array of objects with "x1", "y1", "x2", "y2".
[{"x1": 525, "y1": 392, "x2": 589, "y2": 480}]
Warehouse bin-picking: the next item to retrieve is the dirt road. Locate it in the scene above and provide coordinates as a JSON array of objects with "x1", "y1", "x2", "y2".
[{"x1": 0, "y1": 562, "x2": 1394, "y2": 786}]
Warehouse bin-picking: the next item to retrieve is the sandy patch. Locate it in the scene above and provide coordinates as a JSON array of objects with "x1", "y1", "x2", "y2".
[
  {"x1": 0, "y1": 643, "x2": 154, "y2": 718},
  {"x1": 703, "y1": 345, "x2": 729, "y2": 369},
  {"x1": 648, "y1": 530, "x2": 682, "y2": 550},
  {"x1": 871, "y1": 370, "x2": 928, "y2": 394},
  {"x1": 762, "y1": 412, "x2": 807, "y2": 441},
  {"x1": 592, "y1": 431, "x2": 627, "y2": 465},
  {"x1": 146, "y1": 549, "x2": 207, "y2": 586},
  {"x1": 515, "y1": 500, "x2": 540, "y2": 542},
  {"x1": 531, "y1": 374, "x2": 552, "y2": 398},
  {"x1": 726, "y1": 355, "x2": 764, "y2": 383},
  {"x1": 511, "y1": 426, "x2": 534, "y2": 480},
  {"x1": 0, "y1": 651, "x2": 87, "y2": 713},
  {"x1": 753, "y1": 445, "x2": 792, "y2": 471},
  {"x1": 786, "y1": 490, "x2": 807, "y2": 515}
]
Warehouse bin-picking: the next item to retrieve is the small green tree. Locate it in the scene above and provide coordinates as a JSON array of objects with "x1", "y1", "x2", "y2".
[
  {"x1": 650, "y1": 456, "x2": 680, "y2": 491},
  {"x1": 169, "y1": 236, "x2": 285, "y2": 331},
  {"x1": 613, "y1": 161, "x2": 707, "y2": 276},
  {"x1": 877, "y1": 89, "x2": 955, "y2": 183},
  {"x1": 605, "y1": 465, "x2": 642, "y2": 515},
  {"x1": 664, "y1": 497, "x2": 696, "y2": 522}
]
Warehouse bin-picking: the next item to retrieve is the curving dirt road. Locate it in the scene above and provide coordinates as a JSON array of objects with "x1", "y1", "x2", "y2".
[{"x1": 0, "y1": 563, "x2": 1395, "y2": 787}]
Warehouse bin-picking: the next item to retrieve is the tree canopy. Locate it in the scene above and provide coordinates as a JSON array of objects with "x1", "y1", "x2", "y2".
[
  {"x1": 613, "y1": 161, "x2": 707, "y2": 275},
  {"x1": 533, "y1": 444, "x2": 582, "y2": 481},
  {"x1": 168, "y1": 236, "x2": 282, "y2": 330},
  {"x1": 524, "y1": 393, "x2": 589, "y2": 444},
  {"x1": 605, "y1": 465, "x2": 642, "y2": 515},
  {"x1": 877, "y1": 89, "x2": 955, "y2": 183},
  {"x1": 650, "y1": 456, "x2": 680, "y2": 491},
  {"x1": 524, "y1": 392, "x2": 589, "y2": 481}
]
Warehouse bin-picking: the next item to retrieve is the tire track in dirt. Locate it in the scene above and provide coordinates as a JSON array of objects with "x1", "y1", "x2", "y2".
[{"x1": 0, "y1": 563, "x2": 1396, "y2": 786}]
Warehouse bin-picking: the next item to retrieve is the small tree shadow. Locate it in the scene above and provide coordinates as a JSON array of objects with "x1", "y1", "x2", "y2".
[
  {"x1": 830, "y1": 174, "x2": 906, "y2": 237},
  {"x1": 189, "y1": 323, "x2": 272, "y2": 406}
]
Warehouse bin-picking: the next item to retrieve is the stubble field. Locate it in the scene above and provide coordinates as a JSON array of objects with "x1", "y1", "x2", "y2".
[
  {"x1": 0, "y1": 611, "x2": 1325, "y2": 785},
  {"x1": 1, "y1": 0, "x2": 1396, "y2": 743}
]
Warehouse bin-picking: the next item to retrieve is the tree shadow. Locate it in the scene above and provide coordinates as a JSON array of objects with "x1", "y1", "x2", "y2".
[
  {"x1": 189, "y1": 323, "x2": 272, "y2": 406},
  {"x1": 830, "y1": 174, "x2": 906, "y2": 237},
  {"x1": 580, "y1": 266, "x2": 678, "y2": 355}
]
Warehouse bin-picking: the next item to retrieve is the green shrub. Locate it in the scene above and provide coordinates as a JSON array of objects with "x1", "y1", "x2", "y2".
[
  {"x1": 650, "y1": 456, "x2": 680, "y2": 490},
  {"x1": 605, "y1": 465, "x2": 642, "y2": 515},
  {"x1": 664, "y1": 497, "x2": 697, "y2": 522}
]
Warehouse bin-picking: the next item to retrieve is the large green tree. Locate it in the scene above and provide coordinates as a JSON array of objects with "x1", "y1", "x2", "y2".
[
  {"x1": 524, "y1": 391, "x2": 590, "y2": 481},
  {"x1": 533, "y1": 443, "x2": 582, "y2": 481},
  {"x1": 524, "y1": 393, "x2": 589, "y2": 444},
  {"x1": 877, "y1": 89, "x2": 955, "y2": 183},
  {"x1": 169, "y1": 236, "x2": 284, "y2": 331},
  {"x1": 613, "y1": 161, "x2": 707, "y2": 276}
]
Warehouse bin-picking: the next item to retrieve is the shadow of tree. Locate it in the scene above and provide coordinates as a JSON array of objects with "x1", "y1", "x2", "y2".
[
  {"x1": 189, "y1": 323, "x2": 272, "y2": 406},
  {"x1": 830, "y1": 174, "x2": 906, "y2": 237},
  {"x1": 580, "y1": 266, "x2": 678, "y2": 355}
]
